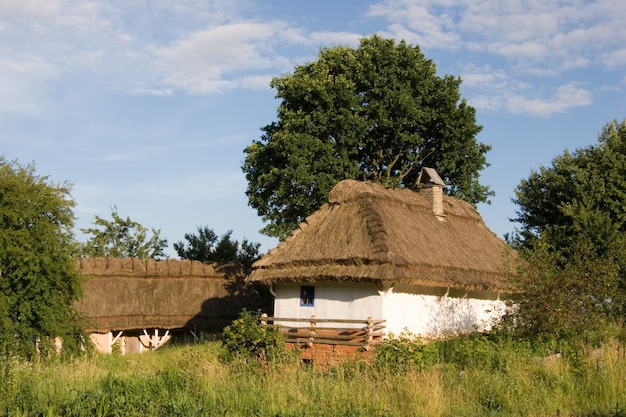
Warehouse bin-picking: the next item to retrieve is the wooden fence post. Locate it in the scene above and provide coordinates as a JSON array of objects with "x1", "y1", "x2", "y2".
[
  {"x1": 308, "y1": 315, "x2": 316, "y2": 347},
  {"x1": 365, "y1": 317, "x2": 374, "y2": 351}
]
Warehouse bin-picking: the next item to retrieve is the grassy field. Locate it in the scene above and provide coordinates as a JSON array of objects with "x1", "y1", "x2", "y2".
[{"x1": 1, "y1": 336, "x2": 625, "y2": 417}]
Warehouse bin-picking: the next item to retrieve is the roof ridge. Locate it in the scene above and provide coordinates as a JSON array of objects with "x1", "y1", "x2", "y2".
[{"x1": 76, "y1": 257, "x2": 243, "y2": 277}]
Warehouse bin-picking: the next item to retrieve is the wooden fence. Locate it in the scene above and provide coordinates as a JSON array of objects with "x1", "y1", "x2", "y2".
[{"x1": 260, "y1": 314, "x2": 386, "y2": 350}]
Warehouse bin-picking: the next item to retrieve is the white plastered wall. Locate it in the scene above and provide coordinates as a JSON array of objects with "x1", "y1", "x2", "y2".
[
  {"x1": 381, "y1": 283, "x2": 506, "y2": 338},
  {"x1": 89, "y1": 333, "x2": 112, "y2": 353},
  {"x1": 272, "y1": 281, "x2": 506, "y2": 337},
  {"x1": 273, "y1": 282, "x2": 382, "y2": 328}
]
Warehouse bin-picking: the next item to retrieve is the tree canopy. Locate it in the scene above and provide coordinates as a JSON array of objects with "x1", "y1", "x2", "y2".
[
  {"x1": 79, "y1": 207, "x2": 168, "y2": 259},
  {"x1": 508, "y1": 119, "x2": 626, "y2": 338},
  {"x1": 173, "y1": 226, "x2": 261, "y2": 270},
  {"x1": 0, "y1": 158, "x2": 85, "y2": 357},
  {"x1": 243, "y1": 35, "x2": 492, "y2": 239},
  {"x1": 513, "y1": 119, "x2": 626, "y2": 247}
]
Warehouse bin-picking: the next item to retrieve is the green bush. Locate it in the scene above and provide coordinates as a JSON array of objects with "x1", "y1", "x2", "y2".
[
  {"x1": 374, "y1": 331, "x2": 438, "y2": 372},
  {"x1": 375, "y1": 332, "x2": 532, "y2": 373},
  {"x1": 221, "y1": 310, "x2": 289, "y2": 363}
]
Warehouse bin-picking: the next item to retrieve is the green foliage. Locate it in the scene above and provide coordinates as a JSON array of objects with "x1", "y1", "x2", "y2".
[
  {"x1": 513, "y1": 119, "x2": 626, "y2": 247},
  {"x1": 243, "y1": 35, "x2": 491, "y2": 239},
  {"x1": 374, "y1": 331, "x2": 438, "y2": 372},
  {"x1": 503, "y1": 238, "x2": 622, "y2": 341},
  {"x1": 221, "y1": 310, "x2": 288, "y2": 363},
  {"x1": 375, "y1": 332, "x2": 524, "y2": 374},
  {"x1": 0, "y1": 158, "x2": 87, "y2": 358},
  {"x1": 78, "y1": 206, "x2": 168, "y2": 259},
  {"x1": 173, "y1": 226, "x2": 261, "y2": 269},
  {"x1": 510, "y1": 119, "x2": 626, "y2": 339}
]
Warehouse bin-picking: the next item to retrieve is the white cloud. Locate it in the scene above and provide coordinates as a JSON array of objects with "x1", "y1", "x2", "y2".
[
  {"x1": 467, "y1": 94, "x2": 504, "y2": 111},
  {"x1": 0, "y1": 55, "x2": 61, "y2": 117},
  {"x1": 67, "y1": 144, "x2": 170, "y2": 163},
  {"x1": 240, "y1": 75, "x2": 273, "y2": 90},
  {"x1": 366, "y1": 0, "x2": 623, "y2": 117},
  {"x1": 459, "y1": 64, "x2": 594, "y2": 116},
  {"x1": 2, "y1": 0, "x2": 618, "y2": 119},
  {"x1": 505, "y1": 84, "x2": 592, "y2": 117},
  {"x1": 367, "y1": 0, "x2": 626, "y2": 73},
  {"x1": 489, "y1": 41, "x2": 549, "y2": 61},
  {"x1": 0, "y1": 55, "x2": 60, "y2": 78},
  {"x1": 603, "y1": 48, "x2": 626, "y2": 68},
  {"x1": 0, "y1": 0, "x2": 62, "y2": 28},
  {"x1": 0, "y1": 0, "x2": 301, "y2": 104},
  {"x1": 461, "y1": 65, "x2": 507, "y2": 89},
  {"x1": 140, "y1": 169, "x2": 247, "y2": 198},
  {"x1": 147, "y1": 0, "x2": 253, "y2": 23},
  {"x1": 151, "y1": 21, "x2": 292, "y2": 94},
  {"x1": 0, "y1": 1, "x2": 362, "y2": 103},
  {"x1": 75, "y1": 168, "x2": 247, "y2": 203},
  {"x1": 129, "y1": 87, "x2": 175, "y2": 96},
  {"x1": 369, "y1": 2, "x2": 460, "y2": 49}
]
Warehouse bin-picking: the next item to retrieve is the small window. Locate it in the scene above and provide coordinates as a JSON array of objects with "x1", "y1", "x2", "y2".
[{"x1": 300, "y1": 285, "x2": 315, "y2": 306}]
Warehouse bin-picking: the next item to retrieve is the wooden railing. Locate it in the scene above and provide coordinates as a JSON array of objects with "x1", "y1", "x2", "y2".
[{"x1": 260, "y1": 314, "x2": 386, "y2": 350}]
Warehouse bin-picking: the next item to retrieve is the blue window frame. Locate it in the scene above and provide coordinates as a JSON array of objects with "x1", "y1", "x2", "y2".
[{"x1": 300, "y1": 285, "x2": 315, "y2": 306}]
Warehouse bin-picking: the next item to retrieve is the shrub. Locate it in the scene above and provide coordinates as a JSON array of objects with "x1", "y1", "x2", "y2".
[
  {"x1": 374, "y1": 331, "x2": 438, "y2": 372},
  {"x1": 375, "y1": 332, "x2": 529, "y2": 373},
  {"x1": 221, "y1": 310, "x2": 289, "y2": 363}
]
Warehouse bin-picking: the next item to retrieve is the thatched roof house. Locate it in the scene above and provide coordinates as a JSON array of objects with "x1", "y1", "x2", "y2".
[
  {"x1": 76, "y1": 257, "x2": 262, "y2": 353},
  {"x1": 250, "y1": 177, "x2": 514, "y2": 291},
  {"x1": 249, "y1": 171, "x2": 515, "y2": 339}
]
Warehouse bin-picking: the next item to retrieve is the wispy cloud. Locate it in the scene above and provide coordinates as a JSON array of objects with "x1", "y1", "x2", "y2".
[
  {"x1": 0, "y1": 55, "x2": 61, "y2": 117},
  {"x1": 128, "y1": 88, "x2": 175, "y2": 96},
  {"x1": 0, "y1": 0, "x2": 623, "y2": 119},
  {"x1": 369, "y1": 2, "x2": 461, "y2": 49},
  {"x1": 368, "y1": 0, "x2": 625, "y2": 72},
  {"x1": 460, "y1": 64, "x2": 593, "y2": 116},
  {"x1": 0, "y1": 0, "x2": 62, "y2": 28},
  {"x1": 150, "y1": 21, "x2": 292, "y2": 94},
  {"x1": 368, "y1": 0, "x2": 624, "y2": 116},
  {"x1": 74, "y1": 169, "x2": 247, "y2": 206},
  {"x1": 68, "y1": 145, "x2": 170, "y2": 163},
  {"x1": 603, "y1": 48, "x2": 626, "y2": 68}
]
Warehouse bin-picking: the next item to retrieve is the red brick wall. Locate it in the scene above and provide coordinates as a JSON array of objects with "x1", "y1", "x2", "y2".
[{"x1": 287, "y1": 342, "x2": 374, "y2": 367}]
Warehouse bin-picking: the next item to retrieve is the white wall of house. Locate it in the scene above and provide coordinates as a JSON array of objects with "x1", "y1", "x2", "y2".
[
  {"x1": 273, "y1": 282, "x2": 382, "y2": 328},
  {"x1": 272, "y1": 281, "x2": 506, "y2": 338},
  {"x1": 381, "y1": 283, "x2": 505, "y2": 337},
  {"x1": 90, "y1": 333, "x2": 112, "y2": 353}
]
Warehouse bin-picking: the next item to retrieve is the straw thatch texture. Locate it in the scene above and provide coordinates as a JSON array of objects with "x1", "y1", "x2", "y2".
[
  {"x1": 249, "y1": 180, "x2": 515, "y2": 291},
  {"x1": 76, "y1": 258, "x2": 261, "y2": 332}
]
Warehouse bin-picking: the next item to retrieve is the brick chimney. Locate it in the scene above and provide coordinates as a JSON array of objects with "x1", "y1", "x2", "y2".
[{"x1": 416, "y1": 167, "x2": 446, "y2": 220}]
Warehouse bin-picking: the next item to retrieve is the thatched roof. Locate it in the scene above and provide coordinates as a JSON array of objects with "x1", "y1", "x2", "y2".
[
  {"x1": 76, "y1": 257, "x2": 261, "y2": 333},
  {"x1": 249, "y1": 179, "x2": 515, "y2": 292}
]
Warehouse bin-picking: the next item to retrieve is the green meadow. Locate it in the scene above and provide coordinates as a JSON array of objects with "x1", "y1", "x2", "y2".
[{"x1": 1, "y1": 335, "x2": 626, "y2": 417}]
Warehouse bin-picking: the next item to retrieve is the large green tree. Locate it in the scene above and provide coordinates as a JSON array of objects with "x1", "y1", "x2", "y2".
[
  {"x1": 243, "y1": 35, "x2": 492, "y2": 239},
  {"x1": 513, "y1": 119, "x2": 626, "y2": 251},
  {"x1": 173, "y1": 226, "x2": 261, "y2": 270},
  {"x1": 79, "y1": 207, "x2": 168, "y2": 259},
  {"x1": 0, "y1": 158, "x2": 85, "y2": 357},
  {"x1": 509, "y1": 119, "x2": 626, "y2": 338}
]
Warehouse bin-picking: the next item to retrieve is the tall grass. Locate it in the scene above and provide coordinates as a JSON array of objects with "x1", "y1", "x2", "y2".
[{"x1": 1, "y1": 337, "x2": 625, "y2": 416}]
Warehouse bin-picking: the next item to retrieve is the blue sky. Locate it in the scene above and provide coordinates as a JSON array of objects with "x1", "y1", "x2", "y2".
[{"x1": 2, "y1": 0, "x2": 625, "y2": 257}]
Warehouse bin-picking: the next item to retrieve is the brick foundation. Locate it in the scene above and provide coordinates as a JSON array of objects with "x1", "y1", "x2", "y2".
[{"x1": 287, "y1": 342, "x2": 374, "y2": 367}]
